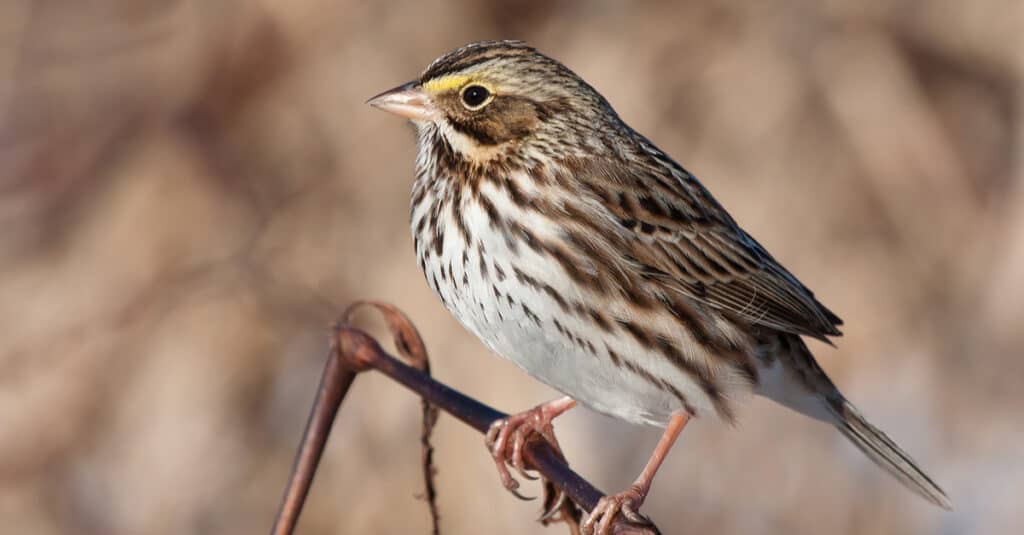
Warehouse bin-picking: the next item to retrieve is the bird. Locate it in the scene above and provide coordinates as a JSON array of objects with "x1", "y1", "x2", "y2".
[{"x1": 368, "y1": 40, "x2": 951, "y2": 533}]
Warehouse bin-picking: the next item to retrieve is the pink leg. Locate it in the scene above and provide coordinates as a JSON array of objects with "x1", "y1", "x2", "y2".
[
  {"x1": 582, "y1": 411, "x2": 691, "y2": 535},
  {"x1": 485, "y1": 396, "x2": 577, "y2": 498}
]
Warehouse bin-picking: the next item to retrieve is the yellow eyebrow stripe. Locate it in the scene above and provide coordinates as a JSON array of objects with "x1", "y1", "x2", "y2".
[{"x1": 423, "y1": 74, "x2": 472, "y2": 94}]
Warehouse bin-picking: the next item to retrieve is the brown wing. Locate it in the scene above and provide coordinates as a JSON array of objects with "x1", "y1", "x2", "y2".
[{"x1": 574, "y1": 148, "x2": 843, "y2": 341}]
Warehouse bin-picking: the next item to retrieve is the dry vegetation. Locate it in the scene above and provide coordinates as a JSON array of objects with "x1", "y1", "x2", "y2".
[{"x1": 1, "y1": 1, "x2": 1021, "y2": 534}]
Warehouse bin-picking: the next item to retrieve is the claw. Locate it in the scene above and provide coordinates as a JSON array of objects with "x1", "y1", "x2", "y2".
[
  {"x1": 483, "y1": 397, "x2": 576, "y2": 505},
  {"x1": 539, "y1": 487, "x2": 567, "y2": 522},
  {"x1": 511, "y1": 427, "x2": 539, "y2": 480},
  {"x1": 493, "y1": 458, "x2": 536, "y2": 501},
  {"x1": 510, "y1": 488, "x2": 536, "y2": 501},
  {"x1": 581, "y1": 486, "x2": 651, "y2": 535}
]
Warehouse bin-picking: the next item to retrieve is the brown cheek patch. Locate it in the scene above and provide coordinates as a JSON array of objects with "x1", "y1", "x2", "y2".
[{"x1": 446, "y1": 96, "x2": 540, "y2": 146}]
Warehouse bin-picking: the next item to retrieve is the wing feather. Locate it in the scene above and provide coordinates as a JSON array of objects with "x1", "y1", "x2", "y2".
[{"x1": 573, "y1": 152, "x2": 842, "y2": 341}]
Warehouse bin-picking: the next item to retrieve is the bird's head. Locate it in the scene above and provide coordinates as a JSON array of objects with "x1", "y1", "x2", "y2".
[{"x1": 369, "y1": 40, "x2": 617, "y2": 162}]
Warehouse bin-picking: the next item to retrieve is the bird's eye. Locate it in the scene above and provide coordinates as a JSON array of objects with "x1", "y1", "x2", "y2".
[{"x1": 461, "y1": 85, "x2": 491, "y2": 109}]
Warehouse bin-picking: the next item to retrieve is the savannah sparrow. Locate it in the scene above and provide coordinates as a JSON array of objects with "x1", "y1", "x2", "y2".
[{"x1": 369, "y1": 40, "x2": 950, "y2": 532}]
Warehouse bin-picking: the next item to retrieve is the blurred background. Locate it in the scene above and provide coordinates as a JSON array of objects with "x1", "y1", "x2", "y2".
[{"x1": 2, "y1": 1, "x2": 1021, "y2": 534}]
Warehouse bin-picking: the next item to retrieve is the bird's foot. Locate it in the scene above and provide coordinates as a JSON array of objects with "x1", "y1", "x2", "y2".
[
  {"x1": 582, "y1": 484, "x2": 653, "y2": 535},
  {"x1": 484, "y1": 396, "x2": 575, "y2": 500}
]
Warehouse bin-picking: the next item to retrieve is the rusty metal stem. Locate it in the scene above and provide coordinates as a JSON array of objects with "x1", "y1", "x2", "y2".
[
  {"x1": 369, "y1": 345, "x2": 606, "y2": 511},
  {"x1": 270, "y1": 350, "x2": 357, "y2": 535}
]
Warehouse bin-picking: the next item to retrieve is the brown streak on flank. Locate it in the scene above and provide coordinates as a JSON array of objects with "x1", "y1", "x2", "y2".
[
  {"x1": 510, "y1": 266, "x2": 570, "y2": 313},
  {"x1": 454, "y1": 211, "x2": 472, "y2": 244},
  {"x1": 542, "y1": 284, "x2": 569, "y2": 312},
  {"x1": 621, "y1": 283, "x2": 656, "y2": 310},
  {"x1": 542, "y1": 242, "x2": 589, "y2": 284},
  {"x1": 620, "y1": 359, "x2": 694, "y2": 415},
  {"x1": 616, "y1": 316, "x2": 730, "y2": 419},
  {"x1": 520, "y1": 302, "x2": 541, "y2": 326},
  {"x1": 411, "y1": 184, "x2": 427, "y2": 208},
  {"x1": 502, "y1": 176, "x2": 527, "y2": 208},
  {"x1": 656, "y1": 294, "x2": 718, "y2": 351},
  {"x1": 653, "y1": 334, "x2": 713, "y2": 387},
  {"x1": 511, "y1": 222, "x2": 543, "y2": 253},
  {"x1": 659, "y1": 380, "x2": 697, "y2": 416},
  {"x1": 604, "y1": 344, "x2": 623, "y2": 368},
  {"x1": 561, "y1": 230, "x2": 632, "y2": 294},
  {"x1": 738, "y1": 359, "x2": 759, "y2": 386},
  {"x1": 414, "y1": 213, "x2": 428, "y2": 236},
  {"x1": 479, "y1": 255, "x2": 489, "y2": 278},
  {"x1": 512, "y1": 266, "x2": 529, "y2": 285},
  {"x1": 703, "y1": 379, "x2": 734, "y2": 422},
  {"x1": 587, "y1": 307, "x2": 613, "y2": 332},
  {"x1": 616, "y1": 319, "x2": 655, "y2": 349},
  {"x1": 477, "y1": 194, "x2": 503, "y2": 232},
  {"x1": 494, "y1": 263, "x2": 506, "y2": 282},
  {"x1": 429, "y1": 206, "x2": 443, "y2": 257}
]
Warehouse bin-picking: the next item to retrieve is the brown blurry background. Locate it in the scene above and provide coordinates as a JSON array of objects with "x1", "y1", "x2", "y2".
[{"x1": 2, "y1": 1, "x2": 1022, "y2": 534}]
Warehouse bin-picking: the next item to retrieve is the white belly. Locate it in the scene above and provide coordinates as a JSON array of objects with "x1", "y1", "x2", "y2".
[{"x1": 412, "y1": 182, "x2": 717, "y2": 427}]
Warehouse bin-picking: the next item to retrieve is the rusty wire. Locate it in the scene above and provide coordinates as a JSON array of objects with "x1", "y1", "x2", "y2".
[{"x1": 269, "y1": 301, "x2": 660, "y2": 535}]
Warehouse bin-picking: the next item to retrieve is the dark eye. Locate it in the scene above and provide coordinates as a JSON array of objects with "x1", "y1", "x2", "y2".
[{"x1": 461, "y1": 85, "x2": 491, "y2": 108}]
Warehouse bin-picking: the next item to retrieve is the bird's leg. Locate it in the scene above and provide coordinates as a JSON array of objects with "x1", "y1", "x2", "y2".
[
  {"x1": 582, "y1": 411, "x2": 691, "y2": 535},
  {"x1": 485, "y1": 396, "x2": 577, "y2": 499}
]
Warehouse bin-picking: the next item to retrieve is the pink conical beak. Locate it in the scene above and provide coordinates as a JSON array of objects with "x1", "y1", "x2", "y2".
[{"x1": 367, "y1": 81, "x2": 437, "y2": 122}]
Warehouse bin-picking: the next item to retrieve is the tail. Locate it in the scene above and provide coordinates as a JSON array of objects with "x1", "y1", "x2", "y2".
[
  {"x1": 759, "y1": 334, "x2": 952, "y2": 509},
  {"x1": 828, "y1": 398, "x2": 952, "y2": 510}
]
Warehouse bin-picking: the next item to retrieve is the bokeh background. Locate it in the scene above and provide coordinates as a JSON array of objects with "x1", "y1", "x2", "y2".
[{"x1": 2, "y1": 1, "x2": 1022, "y2": 534}]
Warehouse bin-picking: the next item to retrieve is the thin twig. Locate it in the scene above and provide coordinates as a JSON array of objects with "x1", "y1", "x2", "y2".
[
  {"x1": 343, "y1": 301, "x2": 441, "y2": 534},
  {"x1": 270, "y1": 302, "x2": 659, "y2": 535}
]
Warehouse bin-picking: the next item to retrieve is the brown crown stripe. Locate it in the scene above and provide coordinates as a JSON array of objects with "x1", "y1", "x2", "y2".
[{"x1": 420, "y1": 41, "x2": 536, "y2": 81}]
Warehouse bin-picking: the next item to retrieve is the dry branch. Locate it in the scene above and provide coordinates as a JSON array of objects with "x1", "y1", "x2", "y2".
[{"x1": 269, "y1": 301, "x2": 660, "y2": 535}]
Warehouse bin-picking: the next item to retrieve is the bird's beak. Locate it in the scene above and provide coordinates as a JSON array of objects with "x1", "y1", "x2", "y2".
[{"x1": 367, "y1": 80, "x2": 436, "y2": 122}]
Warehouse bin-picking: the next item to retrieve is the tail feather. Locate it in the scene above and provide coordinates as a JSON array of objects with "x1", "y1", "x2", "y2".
[
  {"x1": 828, "y1": 399, "x2": 952, "y2": 510},
  {"x1": 762, "y1": 334, "x2": 952, "y2": 509}
]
